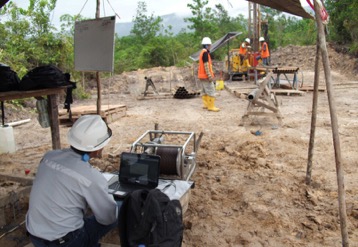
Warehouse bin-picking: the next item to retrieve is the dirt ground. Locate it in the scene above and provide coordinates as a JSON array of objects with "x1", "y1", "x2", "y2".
[{"x1": 0, "y1": 44, "x2": 358, "y2": 247}]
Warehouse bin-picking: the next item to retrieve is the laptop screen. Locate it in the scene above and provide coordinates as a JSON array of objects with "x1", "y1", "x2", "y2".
[{"x1": 119, "y1": 152, "x2": 161, "y2": 188}]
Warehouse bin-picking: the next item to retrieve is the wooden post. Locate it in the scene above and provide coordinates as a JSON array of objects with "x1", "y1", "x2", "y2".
[
  {"x1": 47, "y1": 94, "x2": 61, "y2": 149},
  {"x1": 305, "y1": 33, "x2": 321, "y2": 185},
  {"x1": 82, "y1": 71, "x2": 85, "y2": 90},
  {"x1": 96, "y1": 0, "x2": 101, "y2": 115},
  {"x1": 313, "y1": 0, "x2": 349, "y2": 246},
  {"x1": 154, "y1": 123, "x2": 159, "y2": 139},
  {"x1": 96, "y1": 72, "x2": 101, "y2": 115}
]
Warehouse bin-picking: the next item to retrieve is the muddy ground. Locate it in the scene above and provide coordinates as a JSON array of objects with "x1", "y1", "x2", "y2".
[{"x1": 0, "y1": 44, "x2": 358, "y2": 247}]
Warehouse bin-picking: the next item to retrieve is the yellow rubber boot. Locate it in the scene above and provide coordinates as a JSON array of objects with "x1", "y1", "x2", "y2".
[
  {"x1": 202, "y1": 95, "x2": 208, "y2": 109},
  {"x1": 207, "y1": 96, "x2": 220, "y2": 112}
]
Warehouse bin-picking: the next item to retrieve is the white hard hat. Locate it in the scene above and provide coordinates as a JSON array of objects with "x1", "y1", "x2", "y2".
[
  {"x1": 259, "y1": 37, "x2": 265, "y2": 42},
  {"x1": 245, "y1": 38, "x2": 250, "y2": 44},
  {"x1": 201, "y1": 37, "x2": 212, "y2": 45},
  {"x1": 68, "y1": 115, "x2": 112, "y2": 152}
]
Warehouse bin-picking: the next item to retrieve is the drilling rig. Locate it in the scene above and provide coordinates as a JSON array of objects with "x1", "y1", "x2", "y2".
[{"x1": 226, "y1": 2, "x2": 268, "y2": 81}]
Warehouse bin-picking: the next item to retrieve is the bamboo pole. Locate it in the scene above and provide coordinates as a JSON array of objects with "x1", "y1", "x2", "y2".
[
  {"x1": 313, "y1": 0, "x2": 349, "y2": 245},
  {"x1": 305, "y1": 32, "x2": 321, "y2": 185},
  {"x1": 96, "y1": 0, "x2": 101, "y2": 115}
]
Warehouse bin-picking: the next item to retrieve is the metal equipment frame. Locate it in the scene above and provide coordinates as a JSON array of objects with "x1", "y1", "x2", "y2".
[
  {"x1": 130, "y1": 130, "x2": 203, "y2": 181},
  {"x1": 242, "y1": 72, "x2": 282, "y2": 124}
]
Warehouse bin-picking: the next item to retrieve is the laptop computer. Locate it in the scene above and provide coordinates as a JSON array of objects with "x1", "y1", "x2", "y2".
[{"x1": 108, "y1": 152, "x2": 161, "y2": 198}]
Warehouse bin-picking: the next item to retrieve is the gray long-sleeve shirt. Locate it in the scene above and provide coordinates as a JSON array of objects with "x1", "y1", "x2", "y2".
[{"x1": 26, "y1": 148, "x2": 117, "y2": 241}]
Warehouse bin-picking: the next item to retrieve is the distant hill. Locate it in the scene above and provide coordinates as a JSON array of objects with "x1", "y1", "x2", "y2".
[
  {"x1": 115, "y1": 13, "x2": 190, "y2": 37},
  {"x1": 114, "y1": 7, "x2": 313, "y2": 37}
]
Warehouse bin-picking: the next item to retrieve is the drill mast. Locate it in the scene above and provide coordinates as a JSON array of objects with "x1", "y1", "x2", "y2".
[{"x1": 248, "y1": 2, "x2": 261, "y2": 51}]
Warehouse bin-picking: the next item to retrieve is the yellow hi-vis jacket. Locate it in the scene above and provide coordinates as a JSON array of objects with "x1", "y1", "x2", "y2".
[{"x1": 198, "y1": 49, "x2": 214, "y2": 79}]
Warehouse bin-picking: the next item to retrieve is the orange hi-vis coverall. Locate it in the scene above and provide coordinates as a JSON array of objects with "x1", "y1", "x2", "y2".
[
  {"x1": 261, "y1": 42, "x2": 270, "y2": 58},
  {"x1": 198, "y1": 49, "x2": 214, "y2": 80},
  {"x1": 239, "y1": 42, "x2": 248, "y2": 56}
]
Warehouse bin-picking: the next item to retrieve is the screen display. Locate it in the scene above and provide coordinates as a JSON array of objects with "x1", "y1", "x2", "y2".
[{"x1": 119, "y1": 152, "x2": 160, "y2": 186}]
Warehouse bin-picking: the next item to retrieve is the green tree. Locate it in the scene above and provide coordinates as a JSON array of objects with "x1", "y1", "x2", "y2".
[
  {"x1": 260, "y1": 6, "x2": 316, "y2": 50},
  {"x1": 27, "y1": 0, "x2": 57, "y2": 35},
  {"x1": 130, "y1": 1, "x2": 163, "y2": 44},
  {"x1": 59, "y1": 14, "x2": 86, "y2": 35},
  {"x1": 0, "y1": 0, "x2": 73, "y2": 75},
  {"x1": 185, "y1": 0, "x2": 218, "y2": 39},
  {"x1": 212, "y1": 4, "x2": 231, "y2": 36},
  {"x1": 326, "y1": 0, "x2": 358, "y2": 52}
]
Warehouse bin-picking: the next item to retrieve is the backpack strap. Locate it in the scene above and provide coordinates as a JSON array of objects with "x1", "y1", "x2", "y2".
[
  {"x1": 62, "y1": 72, "x2": 76, "y2": 122},
  {"x1": 1, "y1": 101, "x2": 5, "y2": 126},
  {"x1": 119, "y1": 189, "x2": 151, "y2": 247},
  {"x1": 118, "y1": 193, "x2": 131, "y2": 247}
]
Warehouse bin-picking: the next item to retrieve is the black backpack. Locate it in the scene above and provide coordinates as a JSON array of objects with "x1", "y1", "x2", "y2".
[
  {"x1": 19, "y1": 65, "x2": 71, "y2": 91},
  {"x1": 119, "y1": 189, "x2": 184, "y2": 247},
  {"x1": 0, "y1": 63, "x2": 20, "y2": 92}
]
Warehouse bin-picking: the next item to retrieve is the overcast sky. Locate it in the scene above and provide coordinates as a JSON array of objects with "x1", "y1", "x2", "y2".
[
  {"x1": 10, "y1": 0, "x2": 309, "y2": 27},
  {"x1": 69, "y1": 0, "x2": 244, "y2": 22},
  {"x1": 8, "y1": 0, "x2": 244, "y2": 24}
]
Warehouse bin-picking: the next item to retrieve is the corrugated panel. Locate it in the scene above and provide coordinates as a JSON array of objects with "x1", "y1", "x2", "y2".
[
  {"x1": 189, "y1": 32, "x2": 242, "y2": 61},
  {"x1": 0, "y1": 0, "x2": 9, "y2": 9},
  {"x1": 246, "y1": 0, "x2": 313, "y2": 19}
]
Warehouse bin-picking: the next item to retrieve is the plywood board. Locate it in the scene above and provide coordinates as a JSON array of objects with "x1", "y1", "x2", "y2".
[
  {"x1": 59, "y1": 105, "x2": 127, "y2": 125},
  {"x1": 271, "y1": 89, "x2": 305, "y2": 96},
  {"x1": 74, "y1": 16, "x2": 116, "y2": 72}
]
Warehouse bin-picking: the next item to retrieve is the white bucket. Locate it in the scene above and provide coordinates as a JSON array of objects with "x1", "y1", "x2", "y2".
[{"x1": 0, "y1": 125, "x2": 16, "y2": 154}]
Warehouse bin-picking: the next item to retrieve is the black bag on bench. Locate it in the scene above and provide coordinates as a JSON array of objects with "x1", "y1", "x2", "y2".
[
  {"x1": 19, "y1": 65, "x2": 71, "y2": 91},
  {"x1": 0, "y1": 63, "x2": 20, "y2": 92}
]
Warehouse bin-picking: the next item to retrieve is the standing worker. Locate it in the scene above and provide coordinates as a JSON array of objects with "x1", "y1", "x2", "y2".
[
  {"x1": 258, "y1": 37, "x2": 270, "y2": 66},
  {"x1": 239, "y1": 38, "x2": 251, "y2": 65},
  {"x1": 198, "y1": 36, "x2": 219, "y2": 112},
  {"x1": 26, "y1": 115, "x2": 118, "y2": 247}
]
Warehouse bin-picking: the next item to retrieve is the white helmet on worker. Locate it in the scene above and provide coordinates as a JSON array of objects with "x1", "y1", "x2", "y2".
[
  {"x1": 201, "y1": 37, "x2": 212, "y2": 45},
  {"x1": 245, "y1": 38, "x2": 250, "y2": 44},
  {"x1": 68, "y1": 115, "x2": 112, "y2": 152},
  {"x1": 259, "y1": 37, "x2": 265, "y2": 42}
]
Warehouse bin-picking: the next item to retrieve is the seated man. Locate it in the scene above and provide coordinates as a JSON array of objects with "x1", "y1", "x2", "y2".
[{"x1": 26, "y1": 115, "x2": 119, "y2": 247}]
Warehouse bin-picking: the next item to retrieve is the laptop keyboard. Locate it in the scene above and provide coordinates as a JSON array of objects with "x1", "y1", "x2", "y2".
[
  {"x1": 109, "y1": 182, "x2": 117, "y2": 190},
  {"x1": 109, "y1": 182, "x2": 139, "y2": 192},
  {"x1": 109, "y1": 182, "x2": 122, "y2": 191}
]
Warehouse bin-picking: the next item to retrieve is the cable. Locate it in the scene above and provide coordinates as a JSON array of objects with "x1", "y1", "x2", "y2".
[
  {"x1": 101, "y1": 164, "x2": 116, "y2": 173},
  {"x1": 0, "y1": 220, "x2": 25, "y2": 240},
  {"x1": 106, "y1": 0, "x2": 121, "y2": 19},
  {"x1": 161, "y1": 181, "x2": 176, "y2": 193},
  {"x1": 102, "y1": 0, "x2": 106, "y2": 16},
  {"x1": 77, "y1": 0, "x2": 90, "y2": 17}
]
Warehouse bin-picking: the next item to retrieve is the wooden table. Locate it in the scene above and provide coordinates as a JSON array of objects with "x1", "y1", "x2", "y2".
[
  {"x1": 254, "y1": 66, "x2": 300, "y2": 90},
  {"x1": 0, "y1": 87, "x2": 67, "y2": 150}
]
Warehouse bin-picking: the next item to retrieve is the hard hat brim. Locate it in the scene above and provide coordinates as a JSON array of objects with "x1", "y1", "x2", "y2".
[{"x1": 67, "y1": 116, "x2": 113, "y2": 152}]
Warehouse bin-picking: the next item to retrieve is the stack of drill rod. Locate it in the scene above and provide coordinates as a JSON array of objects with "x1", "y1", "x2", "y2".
[{"x1": 173, "y1": 86, "x2": 200, "y2": 99}]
